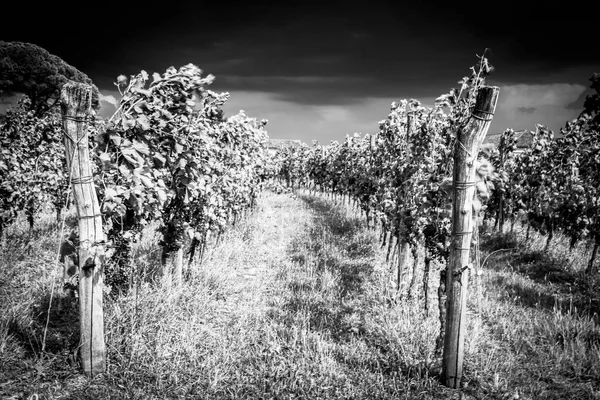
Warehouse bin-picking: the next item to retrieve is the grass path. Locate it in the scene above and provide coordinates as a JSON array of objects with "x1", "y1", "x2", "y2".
[
  {"x1": 1, "y1": 190, "x2": 600, "y2": 399},
  {"x1": 213, "y1": 190, "x2": 301, "y2": 307}
]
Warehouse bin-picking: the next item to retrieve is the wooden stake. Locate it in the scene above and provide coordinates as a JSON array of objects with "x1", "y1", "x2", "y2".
[
  {"x1": 173, "y1": 248, "x2": 184, "y2": 286},
  {"x1": 442, "y1": 86, "x2": 499, "y2": 388},
  {"x1": 60, "y1": 81, "x2": 106, "y2": 376},
  {"x1": 397, "y1": 239, "x2": 410, "y2": 294},
  {"x1": 586, "y1": 242, "x2": 599, "y2": 274}
]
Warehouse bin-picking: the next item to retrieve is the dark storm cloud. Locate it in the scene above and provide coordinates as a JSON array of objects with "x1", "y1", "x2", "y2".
[
  {"x1": 3, "y1": 0, "x2": 597, "y2": 95},
  {"x1": 135, "y1": 10, "x2": 483, "y2": 105},
  {"x1": 1, "y1": 0, "x2": 598, "y2": 142}
]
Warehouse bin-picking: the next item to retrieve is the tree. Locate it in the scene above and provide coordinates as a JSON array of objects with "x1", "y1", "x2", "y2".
[
  {"x1": 583, "y1": 73, "x2": 600, "y2": 125},
  {"x1": 0, "y1": 41, "x2": 100, "y2": 116}
]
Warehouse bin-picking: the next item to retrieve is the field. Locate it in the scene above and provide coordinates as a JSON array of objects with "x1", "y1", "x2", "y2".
[{"x1": 0, "y1": 189, "x2": 599, "y2": 399}]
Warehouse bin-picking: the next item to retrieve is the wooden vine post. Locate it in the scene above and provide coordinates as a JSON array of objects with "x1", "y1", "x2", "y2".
[
  {"x1": 396, "y1": 111, "x2": 413, "y2": 294},
  {"x1": 60, "y1": 82, "x2": 106, "y2": 376},
  {"x1": 442, "y1": 86, "x2": 499, "y2": 388},
  {"x1": 172, "y1": 248, "x2": 184, "y2": 286}
]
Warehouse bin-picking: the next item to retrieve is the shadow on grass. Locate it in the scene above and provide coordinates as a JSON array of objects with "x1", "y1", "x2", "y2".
[
  {"x1": 300, "y1": 195, "x2": 365, "y2": 238},
  {"x1": 6, "y1": 292, "x2": 79, "y2": 359},
  {"x1": 279, "y1": 256, "x2": 375, "y2": 340},
  {"x1": 481, "y1": 232, "x2": 600, "y2": 323},
  {"x1": 2, "y1": 216, "x2": 81, "y2": 366},
  {"x1": 490, "y1": 273, "x2": 600, "y2": 324}
]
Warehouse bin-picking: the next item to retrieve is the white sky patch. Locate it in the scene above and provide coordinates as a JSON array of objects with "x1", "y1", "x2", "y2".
[
  {"x1": 97, "y1": 89, "x2": 121, "y2": 120},
  {"x1": 99, "y1": 91, "x2": 119, "y2": 107},
  {"x1": 488, "y1": 83, "x2": 588, "y2": 136}
]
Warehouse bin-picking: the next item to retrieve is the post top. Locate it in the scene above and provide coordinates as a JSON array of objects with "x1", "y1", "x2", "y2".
[{"x1": 60, "y1": 81, "x2": 92, "y2": 117}]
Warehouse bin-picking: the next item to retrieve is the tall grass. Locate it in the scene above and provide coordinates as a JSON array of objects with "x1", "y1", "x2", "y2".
[{"x1": 0, "y1": 191, "x2": 599, "y2": 399}]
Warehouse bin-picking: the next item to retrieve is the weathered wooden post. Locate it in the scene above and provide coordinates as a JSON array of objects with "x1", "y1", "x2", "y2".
[
  {"x1": 442, "y1": 86, "x2": 499, "y2": 388},
  {"x1": 160, "y1": 245, "x2": 185, "y2": 287},
  {"x1": 396, "y1": 220, "x2": 410, "y2": 293},
  {"x1": 396, "y1": 111, "x2": 412, "y2": 295},
  {"x1": 60, "y1": 81, "x2": 106, "y2": 376},
  {"x1": 174, "y1": 248, "x2": 184, "y2": 286}
]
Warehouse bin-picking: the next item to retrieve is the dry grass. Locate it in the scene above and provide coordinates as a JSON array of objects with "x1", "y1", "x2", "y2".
[{"x1": 0, "y1": 191, "x2": 599, "y2": 399}]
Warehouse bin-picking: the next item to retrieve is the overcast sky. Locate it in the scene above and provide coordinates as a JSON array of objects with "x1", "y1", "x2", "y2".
[{"x1": 1, "y1": 0, "x2": 598, "y2": 144}]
